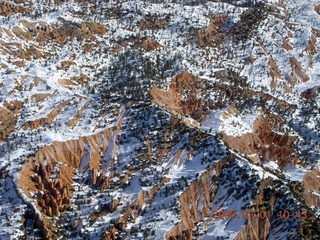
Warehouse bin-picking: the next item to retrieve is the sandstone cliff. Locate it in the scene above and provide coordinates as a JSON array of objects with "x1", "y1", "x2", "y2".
[{"x1": 150, "y1": 72, "x2": 205, "y2": 123}]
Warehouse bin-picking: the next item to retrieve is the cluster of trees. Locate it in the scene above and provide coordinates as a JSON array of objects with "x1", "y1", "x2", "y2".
[{"x1": 98, "y1": 48, "x2": 182, "y2": 101}]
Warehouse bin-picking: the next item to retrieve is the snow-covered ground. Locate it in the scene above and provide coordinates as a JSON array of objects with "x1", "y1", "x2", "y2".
[{"x1": 0, "y1": 0, "x2": 319, "y2": 238}]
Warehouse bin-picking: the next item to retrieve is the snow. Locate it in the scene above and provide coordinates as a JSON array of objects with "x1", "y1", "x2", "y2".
[
  {"x1": 201, "y1": 110, "x2": 223, "y2": 133},
  {"x1": 283, "y1": 164, "x2": 308, "y2": 182},
  {"x1": 0, "y1": 0, "x2": 319, "y2": 238},
  {"x1": 219, "y1": 109, "x2": 260, "y2": 137}
]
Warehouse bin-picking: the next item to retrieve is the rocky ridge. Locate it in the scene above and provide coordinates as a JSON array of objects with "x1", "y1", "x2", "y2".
[{"x1": 0, "y1": 0, "x2": 319, "y2": 239}]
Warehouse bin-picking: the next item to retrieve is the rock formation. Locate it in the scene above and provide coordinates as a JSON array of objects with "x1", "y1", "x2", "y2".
[{"x1": 150, "y1": 72, "x2": 206, "y2": 123}]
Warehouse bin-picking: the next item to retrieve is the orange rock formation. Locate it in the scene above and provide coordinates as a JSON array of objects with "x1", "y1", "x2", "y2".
[
  {"x1": 150, "y1": 72, "x2": 205, "y2": 121},
  {"x1": 223, "y1": 112, "x2": 298, "y2": 166}
]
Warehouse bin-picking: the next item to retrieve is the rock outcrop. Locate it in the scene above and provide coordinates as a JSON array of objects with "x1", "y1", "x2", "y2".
[
  {"x1": 139, "y1": 14, "x2": 170, "y2": 30},
  {"x1": 142, "y1": 38, "x2": 162, "y2": 51},
  {"x1": 300, "y1": 86, "x2": 320, "y2": 99},
  {"x1": 288, "y1": 57, "x2": 310, "y2": 85},
  {"x1": 22, "y1": 98, "x2": 74, "y2": 130},
  {"x1": 150, "y1": 72, "x2": 206, "y2": 122},
  {"x1": 268, "y1": 57, "x2": 282, "y2": 89},
  {"x1": 0, "y1": 0, "x2": 29, "y2": 16},
  {"x1": 195, "y1": 14, "x2": 228, "y2": 48},
  {"x1": 165, "y1": 157, "x2": 229, "y2": 239},
  {"x1": 223, "y1": 111, "x2": 298, "y2": 166},
  {"x1": 18, "y1": 123, "x2": 122, "y2": 238},
  {"x1": 235, "y1": 179, "x2": 275, "y2": 240},
  {"x1": 0, "y1": 100, "x2": 23, "y2": 141},
  {"x1": 303, "y1": 170, "x2": 320, "y2": 208}
]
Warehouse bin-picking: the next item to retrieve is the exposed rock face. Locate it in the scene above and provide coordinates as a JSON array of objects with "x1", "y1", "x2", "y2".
[
  {"x1": 150, "y1": 72, "x2": 205, "y2": 123},
  {"x1": 57, "y1": 60, "x2": 76, "y2": 71},
  {"x1": 18, "y1": 124, "x2": 122, "y2": 238},
  {"x1": 112, "y1": 35, "x2": 162, "y2": 51},
  {"x1": 282, "y1": 39, "x2": 293, "y2": 51},
  {"x1": 165, "y1": 158, "x2": 229, "y2": 239},
  {"x1": 0, "y1": 100, "x2": 24, "y2": 141},
  {"x1": 0, "y1": 106, "x2": 17, "y2": 141},
  {"x1": 1, "y1": 0, "x2": 320, "y2": 239},
  {"x1": 103, "y1": 227, "x2": 119, "y2": 240},
  {"x1": 195, "y1": 14, "x2": 228, "y2": 47},
  {"x1": 223, "y1": 111, "x2": 298, "y2": 166},
  {"x1": 315, "y1": 4, "x2": 320, "y2": 15},
  {"x1": 268, "y1": 57, "x2": 282, "y2": 89},
  {"x1": 142, "y1": 38, "x2": 162, "y2": 51},
  {"x1": 235, "y1": 218, "x2": 271, "y2": 240},
  {"x1": 300, "y1": 86, "x2": 320, "y2": 99},
  {"x1": 0, "y1": 20, "x2": 107, "y2": 61},
  {"x1": 33, "y1": 163, "x2": 71, "y2": 217},
  {"x1": 31, "y1": 93, "x2": 53, "y2": 103},
  {"x1": 66, "y1": 101, "x2": 92, "y2": 128},
  {"x1": 303, "y1": 170, "x2": 320, "y2": 208},
  {"x1": 22, "y1": 98, "x2": 74, "y2": 130},
  {"x1": 304, "y1": 29, "x2": 317, "y2": 60},
  {"x1": 289, "y1": 57, "x2": 310, "y2": 84},
  {"x1": 57, "y1": 74, "x2": 91, "y2": 91},
  {"x1": 139, "y1": 14, "x2": 170, "y2": 30},
  {"x1": 235, "y1": 179, "x2": 275, "y2": 240},
  {"x1": 0, "y1": 1, "x2": 29, "y2": 16},
  {"x1": 50, "y1": 21, "x2": 107, "y2": 45}
]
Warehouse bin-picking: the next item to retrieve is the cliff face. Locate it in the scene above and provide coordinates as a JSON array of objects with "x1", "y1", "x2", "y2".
[
  {"x1": 150, "y1": 72, "x2": 205, "y2": 122},
  {"x1": 195, "y1": 14, "x2": 228, "y2": 48},
  {"x1": 315, "y1": 4, "x2": 320, "y2": 14},
  {"x1": 165, "y1": 158, "x2": 228, "y2": 240},
  {"x1": 223, "y1": 111, "x2": 298, "y2": 167},
  {"x1": 22, "y1": 98, "x2": 74, "y2": 130},
  {"x1": 18, "y1": 123, "x2": 121, "y2": 238},
  {"x1": 303, "y1": 170, "x2": 320, "y2": 208},
  {"x1": 142, "y1": 38, "x2": 162, "y2": 51},
  {"x1": 235, "y1": 178, "x2": 274, "y2": 240},
  {"x1": 1, "y1": 0, "x2": 320, "y2": 239},
  {"x1": 0, "y1": 102, "x2": 19, "y2": 142},
  {"x1": 235, "y1": 217, "x2": 271, "y2": 240},
  {"x1": 300, "y1": 86, "x2": 320, "y2": 99},
  {"x1": 0, "y1": 1, "x2": 29, "y2": 16}
]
